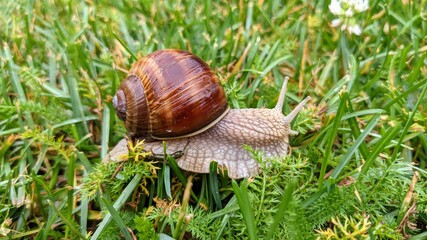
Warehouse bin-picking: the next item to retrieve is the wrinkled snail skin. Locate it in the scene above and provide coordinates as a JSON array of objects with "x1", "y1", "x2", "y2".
[
  {"x1": 105, "y1": 49, "x2": 311, "y2": 179},
  {"x1": 145, "y1": 99, "x2": 310, "y2": 179}
]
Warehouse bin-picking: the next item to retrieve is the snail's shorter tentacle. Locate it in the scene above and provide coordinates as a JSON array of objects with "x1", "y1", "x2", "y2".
[{"x1": 284, "y1": 96, "x2": 311, "y2": 123}]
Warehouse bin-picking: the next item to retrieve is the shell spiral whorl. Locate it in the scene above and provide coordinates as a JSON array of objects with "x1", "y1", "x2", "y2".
[{"x1": 113, "y1": 49, "x2": 229, "y2": 141}]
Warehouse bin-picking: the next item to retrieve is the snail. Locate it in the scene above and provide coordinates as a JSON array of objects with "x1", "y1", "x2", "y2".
[{"x1": 103, "y1": 49, "x2": 311, "y2": 179}]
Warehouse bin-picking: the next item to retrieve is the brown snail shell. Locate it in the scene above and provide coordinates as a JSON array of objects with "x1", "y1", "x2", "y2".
[{"x1": 113, "y1": 49, "x2": 229, "y2": 141}]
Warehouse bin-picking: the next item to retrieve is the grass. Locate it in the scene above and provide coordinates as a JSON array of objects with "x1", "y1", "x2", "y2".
[{"x1": 1, "y1": 0, "x2": 427, "y2": 239}]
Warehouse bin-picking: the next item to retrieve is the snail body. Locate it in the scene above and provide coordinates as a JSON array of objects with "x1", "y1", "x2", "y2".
[{"x1": 105, "y1": 49, "x2": 310, "y2": 179}]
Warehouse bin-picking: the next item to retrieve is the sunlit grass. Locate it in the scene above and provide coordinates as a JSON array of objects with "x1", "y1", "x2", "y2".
[{"x1": 1, "y1": 0, "x2": 426, "y2": 239}]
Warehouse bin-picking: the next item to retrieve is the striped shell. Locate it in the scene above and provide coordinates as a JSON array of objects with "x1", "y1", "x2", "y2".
[{"x1": 113, "y1": 49, "x2": 229, "y2": 141}]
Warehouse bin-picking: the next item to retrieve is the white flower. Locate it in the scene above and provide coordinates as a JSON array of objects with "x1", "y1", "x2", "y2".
[
  {"x1": 331, "y1": 18, "x2": 342, "y2": 27},
  {"x1": 329, "y1": 0, "x2": 342, "y2": 15},
  {"x1": 348, "y1": 24, "x2": 362, "y2": 35},
  {"x1": 345, "y1": 8, "x2": 354, "y2": 17},
  {"x1": 354, "y1": 0, "x2": 369, "y2": 12},
  {"x1": 329, "y1": 0, "x2": 369, "y2": 16},
  {"x1": 328, "y1": 0, "x2": 369, "y2": 35}
]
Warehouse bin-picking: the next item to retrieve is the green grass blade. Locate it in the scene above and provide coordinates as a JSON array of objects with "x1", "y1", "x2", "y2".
[
  {"x1": 359, "y1": 126, "x2": 401, "y2": 177},
  {"x1": 46, "y1": 200, "x2": 87, "y2": 240},
  {"x1": 162, "y1": 138, "x2": 171, "y2": 201},
  {"x1": 318, "y1": 52, "x2": 338, "y2": 88},
  {"x1": 215, "y1": 214, "x2": 231, "y2": 240},
  {"x1": 168, "y1": 155, "x2": 187, "y2": 185},
  {"x1": 75, "y1": 150, "x2": 93, "y2": 173},
  {"x1": 91, "y1": 173, "x2": 142, "y2": 240},
  {"x1": 209, "y1": 161, "x2": 222, "y2": 209},
  {"x1": 167, "y1": 155, "x2": 199, "y2": 202},
  {"x1": 409, "y1": 231, "x2": 427, "y2": 240},
  {"x1": 159, "y1": 233, "x2": 175, "y2": 240},
  {"x1": 266, "y1": 180, "x2": 296, "y2": 240},
  {"x1": 100, "y1": 196, "x2": 133, "y2": 240},
  {"x1": 244, "y1": 1, "x2": 253, "y2": 39},
  {"x1": 302, "y1": 183, "x2": 332, "y2": 208},
  {"x1": 384, "y1": 79, "x2": 427, "y2": 110},
  {"x1": 318, "y1": 91, "x2": 348, "y2": 187},
  {"x1": 100, "y1": 106, "x2": 110, "y2": 159},
  {"x1": 331, "y1": 114, "x2": 380, "y2": 180},
  {"x1": 65, "y1": 154, "x2": 76, "y2": 238},
  {"x1": 51, "y1": 115, "x2": 98, "y2": 130},
  {"x1": 112, "y1": 31, "x2": 137, "y2": 61},
  {"x1": 341, "y1": 109, "x2": 386, "y2": 121},
  {"x1": 342, "y1": 108, "x2": 381, "y2": 162},
  {"x1": 64, "y1": 68, "x2": 88, "y2": 139},
  {"x1": 173, "y1": 175, "x2": 193, "y2": 239},
  {"x1": 362, "y1": 4, "x2": 391, "y2": 90},
  {"x1": 389, "y1": 75, "x2": 427, "y2": 162},
  {"x1": 231, "y1": 179, "x2": 258, "y2": 240},
  {"x1": 210, "y1": 203, "x2": 240, "y2": 219},
  {"x1": 164, "y1": 164, "x2": 172, "y2": 199},
  {"x1": 80, "y1": 190, "x2": 89, "y2": 237},
  {"x1": 3, "y1": 44, "x2": 34, "y2": 128}
]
